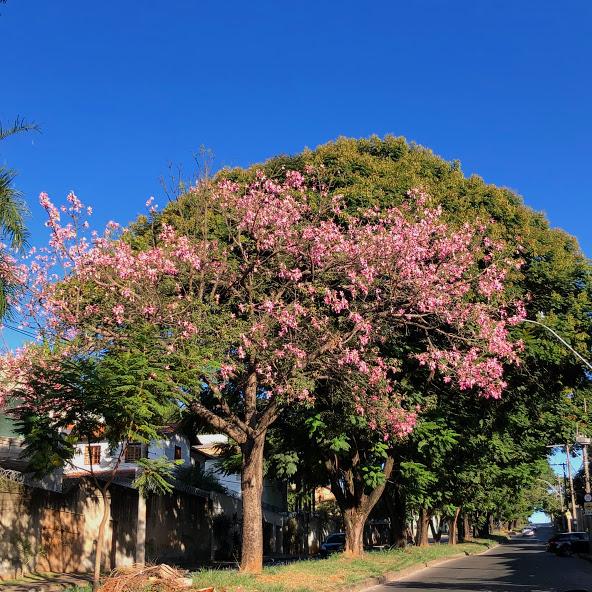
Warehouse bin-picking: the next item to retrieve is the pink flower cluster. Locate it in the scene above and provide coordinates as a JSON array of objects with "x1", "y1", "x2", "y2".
[{"x1": 0, "y1": 175, "x2": 525, "y2": 442}]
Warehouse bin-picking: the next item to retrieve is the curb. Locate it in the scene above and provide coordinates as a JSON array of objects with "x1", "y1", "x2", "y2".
[{"x1": 335, "y1": 544, "x2": 498, "y2": 592}]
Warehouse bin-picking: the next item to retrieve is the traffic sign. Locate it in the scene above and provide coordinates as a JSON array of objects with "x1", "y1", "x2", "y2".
[
  {"x1": 584, "y1": 502, "x2": 592, "y2": 515},
  {"x1": 585, "y1": 493, "x2": 592, "y2": 502}
]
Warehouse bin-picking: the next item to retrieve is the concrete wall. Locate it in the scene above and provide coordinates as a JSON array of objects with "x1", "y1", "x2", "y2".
[
  {"x1": 1, "y1": 476, "x2": 294, "y2": 580},
  {"x1": 0, "y1": 477, "x2": 142, "y2": 580},
  {"x1": 145, "y1": 489, "x2": 211, "y2": 563}
]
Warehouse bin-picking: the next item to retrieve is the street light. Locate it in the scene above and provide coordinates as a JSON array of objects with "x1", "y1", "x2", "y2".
[
  {"x1": 575, "y1": 435, "x2": 592, "y2": 555},
  {"x1": 548, "y1": 448, "x2": 576, "y2": 532},
  {"x1": 520, "y1": 319, "x2": 592, "y2": 373}
]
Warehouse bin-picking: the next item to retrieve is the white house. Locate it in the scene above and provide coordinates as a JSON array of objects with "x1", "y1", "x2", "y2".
[{"x1": 64, "y1": 426, "x2": 192, "y2": 478}]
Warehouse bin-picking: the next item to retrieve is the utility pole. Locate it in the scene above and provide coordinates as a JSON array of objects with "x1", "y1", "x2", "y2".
[
  {"x1": 566, "y1": 444, "x2": 577, "y2": 532},
  {"x1": 576, "y1": 434, "x2": 592, "y2": 554}
]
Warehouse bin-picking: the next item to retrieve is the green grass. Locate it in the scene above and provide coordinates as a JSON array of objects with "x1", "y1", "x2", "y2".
[
  {"x1": 189, "y1": 537, "x2": 502, "y2": 592},
  {"x1": 52, "y1": 536, "x2": 504, "y2": 592}
]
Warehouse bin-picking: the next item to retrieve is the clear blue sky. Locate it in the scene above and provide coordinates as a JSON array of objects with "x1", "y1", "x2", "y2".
[{"x1": 1, "y1": 0, "x2": 591, "y2": 341}]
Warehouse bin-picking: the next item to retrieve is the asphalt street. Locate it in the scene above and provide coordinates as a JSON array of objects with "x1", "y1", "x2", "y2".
[{"x1": 366, "y1": 526, "x2": 592, "y2": 592}]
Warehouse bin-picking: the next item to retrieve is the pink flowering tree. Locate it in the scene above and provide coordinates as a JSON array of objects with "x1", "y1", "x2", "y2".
[{"x1": 0, "y1": 172, "x2": 524, "y2": 571}]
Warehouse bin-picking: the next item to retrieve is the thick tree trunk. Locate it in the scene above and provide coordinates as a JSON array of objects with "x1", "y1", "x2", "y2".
[
  {"x1": 385, "y1": 484, "x2": 407, "y2": 548},
  {"x1": 343, "y1": 508, "x2": 367, "y2": 556},
  {"x1": 93, "y1": 488, "x2": 110, "y2": 592},
  {"x1": 459, "y1": 514, "x2": 472, "y2": 543},
  {"x1": 324, "y1": 454, "x2": 394, "y2": 558},
  {"x1": 239, "y1": 432, "x2": 266, "y2": 572},
  {"x1": 447, "y1": 507, "x2": 460, "y2": 546},
  {"x1": 415, "y1": 508, "x2": 430, "y2": 547}
]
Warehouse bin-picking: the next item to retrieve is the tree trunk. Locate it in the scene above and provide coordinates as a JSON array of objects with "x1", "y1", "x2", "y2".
[
  {"x1": 93, "y1": 487, "x2": 110, "y2": 592},
  {"x1": 415, "y1": 508, "x2": 430, "y2": 547},
  {"x1": 459, "y1": 514, "x2": 472, "y2": 543},
  {"x1": 239, "y1": 432, "x2": 266, "y2": 572},
  {"x1": 447, "y1": 507, "x2": 460, "y2": 546},
  {"x1": 136, "y1": 494, "x2": 146, "y2": 565},
  {"x1": 429, "y1": 515, "x2": 442, "y2": 544},
  {"x1": 323, "y1": 451, "x2": 394, "y2": 558},
  {"x1": 473, "y1": 512, "x2": 483, "y2": 538},
  {"x1": 384, "y1": 484, "x2": 407, "y2": 548},
  {"x1": 343, "y1": 507, "x2": 367, "y2": 556}
]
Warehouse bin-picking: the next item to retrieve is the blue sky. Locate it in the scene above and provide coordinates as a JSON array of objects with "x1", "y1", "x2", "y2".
[{"x1": 1, "y1": 0, "x2": 591, "y2": 347}]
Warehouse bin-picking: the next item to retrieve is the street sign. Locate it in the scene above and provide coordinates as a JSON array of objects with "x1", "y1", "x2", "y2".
[
  {"x1": 585, "y1": 493, "x2": 592, "y2": 502},
  {"x1": 584, "y1": 502, "x2": 592, "y2": 515}
]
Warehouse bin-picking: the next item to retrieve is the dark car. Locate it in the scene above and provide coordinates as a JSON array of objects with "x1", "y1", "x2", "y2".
[
  {"x1": 320, "y1": 532, "x2": 346, "y2": 556},
  {"x1": 546, "y1": 532, "x2": 590, "y2": 556}
]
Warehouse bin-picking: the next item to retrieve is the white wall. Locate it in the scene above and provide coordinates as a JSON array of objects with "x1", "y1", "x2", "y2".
[{"x1": 64, "y1": 433, "x2": 191, "y2": 475}]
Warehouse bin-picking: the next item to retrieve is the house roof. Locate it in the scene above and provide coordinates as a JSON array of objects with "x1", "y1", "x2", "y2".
[
  {"x1": 195, "y1": 434, "x2": 228, "y2": 446},
  {"x1": 65, "y1": 469, "x2": 138, "y2": 479},
  {"x1": 191, "y1": 434, "x2": 229, "y2": 459},
  {"x1": 191, "y1": 445, "x2": 220, "y2": 459}
]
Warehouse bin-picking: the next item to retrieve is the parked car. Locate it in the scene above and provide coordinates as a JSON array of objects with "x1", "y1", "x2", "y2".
[
  {"x1": 320, "y1": 533, "x2": 346, "y2": 557},
  {"x1": 546, "y1": 532, "x2": 590, "y2": 556}
]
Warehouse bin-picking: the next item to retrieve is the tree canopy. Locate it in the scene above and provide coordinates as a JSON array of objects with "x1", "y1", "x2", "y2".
[{"x1": 2, "y1": 135, "x2": 591, "y2": 568}]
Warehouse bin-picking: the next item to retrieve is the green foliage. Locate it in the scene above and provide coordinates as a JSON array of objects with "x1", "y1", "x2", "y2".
[
  {"x1": 173, "y1": 463, "x2": 228, "y2": 494},
  {"x1": 211, "y1": 512, "x2": 240, "y2": 561},
  {"x1": 132, "y1": 456, "x2": 183, "y2": 498},
  {"x1": 10, "y1": 536, "x2": 46, "y2": 574},
  {"x1": 11, "y1": 333, "x2": 176, "y2": 479},
  {"x1": 189, "y1": 538, "x2": 500, "y2": 592}
]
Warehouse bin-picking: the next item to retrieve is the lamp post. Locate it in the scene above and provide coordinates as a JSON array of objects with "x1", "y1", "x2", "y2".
[
  {"x1": 550, "y1": 452, "x2": 576, "y2": 532},
  {"x1": 520, "y1": 319, "x2": 592, "y2": 373},
  {"x1": 565, "y1": 444, "x2": 578, "y2": 531},
  {"x1": 575, "y1": 434, "x2": 592, "y2": 554}
]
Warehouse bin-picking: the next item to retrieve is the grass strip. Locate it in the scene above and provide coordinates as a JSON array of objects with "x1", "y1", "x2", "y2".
[{"x1": 190, "y1": 537, "x2": 503, "y2": 592}]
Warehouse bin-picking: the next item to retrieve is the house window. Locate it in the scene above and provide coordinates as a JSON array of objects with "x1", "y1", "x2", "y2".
[
  {"x1": 84, "y1": 445, "x2": 101, "y2": 465},
  {"x1": 125, "y1": 443, "x2": 143, "y2": 463},
  {"x1": 174, "y1": 446, "x2": 182, "y2": 460}
]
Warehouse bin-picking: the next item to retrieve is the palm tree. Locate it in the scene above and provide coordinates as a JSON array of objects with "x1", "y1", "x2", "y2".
[{"x1": 0, "y1": 117, "x2": 41, "y2": 318}]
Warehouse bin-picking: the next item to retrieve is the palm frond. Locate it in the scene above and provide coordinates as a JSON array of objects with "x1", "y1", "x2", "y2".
[
  {"x1": 0, "y1": 165, "x2": 30, "y2": 249},
  {"x1": 0, "y1": 117, "x2": 42, "y2": 142}
]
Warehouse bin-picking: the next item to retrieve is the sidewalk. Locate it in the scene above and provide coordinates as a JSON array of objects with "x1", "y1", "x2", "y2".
[{"x1": 0, "y1": 573, "x2": 91, "y2": 592}]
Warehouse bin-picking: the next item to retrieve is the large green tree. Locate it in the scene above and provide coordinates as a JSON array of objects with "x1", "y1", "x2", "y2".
[
  {"x1": 234, "y1": 135, "x2": 592, "y2": 546},
  {"x1": 2, "y1": 161, "x2": 523, "y2": 570}
]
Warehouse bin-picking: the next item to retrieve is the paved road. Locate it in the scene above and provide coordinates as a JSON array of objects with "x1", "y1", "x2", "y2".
[{"x1": 367, "y1": 526, "x2": 592, "y2": 592}]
